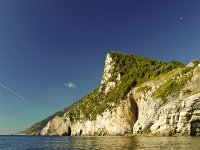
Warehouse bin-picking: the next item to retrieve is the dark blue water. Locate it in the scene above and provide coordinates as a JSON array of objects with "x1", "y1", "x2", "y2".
[{"x1": 0, "y1": 136, "x2": 200, "y2": 150}]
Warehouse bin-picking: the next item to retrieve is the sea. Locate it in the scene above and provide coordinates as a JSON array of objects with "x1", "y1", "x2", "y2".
[{"x1": 0, "y1": 135, "x2": 200, "y2": 150}]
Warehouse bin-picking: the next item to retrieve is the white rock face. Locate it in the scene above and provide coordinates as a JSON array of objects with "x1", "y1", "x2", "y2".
[
  {"x1": 40, "y1": 99, "x2": 137, "y2": 136},
  {"x1": 41, "y1": 116, "x2": 70, "y2": 136},
  {"x1": 132, "y1": 93, "x2": 200, "y2": 136},
  {"x1": 104, "y1": 81, "x2": 116, "y2": 93},
  {"x1": 100, "y1": 53, "x2": 119, "y2": 93},
  {"x1": 101, "y1": 53, "x2": 114, "y2": 85},
  {"x1": 132, "y1": 64, "x2": 200, "y2": 136},
  {"x1": 39, "y1": 112, "x2": 72, "y2": 136}
]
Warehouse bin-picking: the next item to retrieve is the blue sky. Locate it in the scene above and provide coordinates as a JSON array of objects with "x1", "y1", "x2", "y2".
[{"x1": 0, "y1": 0, "x2": 200, "y2": 134}]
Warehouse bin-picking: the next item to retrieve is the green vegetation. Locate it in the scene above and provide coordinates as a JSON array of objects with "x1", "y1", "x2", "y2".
[
  {"x1": 109, "y1": 51, "x2": 184, "y2": 97},
  {"x1": 152, "y1": 71, "x2": 193, "y2": 100},
  {"x1": 23, "y1": 51, "x2": 185, "y2": 134},
  {"x1": 191, "y1": 60, "x2": 200, "y2": 67}
]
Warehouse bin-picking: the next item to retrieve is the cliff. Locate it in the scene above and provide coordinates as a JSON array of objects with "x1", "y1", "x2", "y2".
[{"x1": 22, "y1": 52, "x2": 200, "y2": 136}]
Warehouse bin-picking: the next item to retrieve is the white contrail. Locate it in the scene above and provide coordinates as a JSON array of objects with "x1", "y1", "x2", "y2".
[{"x1": 0, "y1": 82, "x2": 29, "y2": 102}]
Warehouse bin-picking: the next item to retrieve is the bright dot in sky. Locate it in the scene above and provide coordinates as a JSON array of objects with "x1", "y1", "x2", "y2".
[{"x1": 180, "y1": 17, "x2": 183, "y2": 20}]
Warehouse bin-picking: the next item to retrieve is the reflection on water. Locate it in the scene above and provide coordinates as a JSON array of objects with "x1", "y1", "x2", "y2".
[{"x1": 0, "y1": 136, "x2": 200, "y2": 150}]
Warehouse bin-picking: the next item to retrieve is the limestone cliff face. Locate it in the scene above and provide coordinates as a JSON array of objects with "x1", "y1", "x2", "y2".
[
  {"x1": 99, "y1": 53, "x2": 120, "y2": 93},
  {"x1": 22, "y1": 52, "x2": 200, "y2": 136},
  {"x1": 39, "y1": 99, "x2": 136, "y2": 136},
  {"x1": 132, "y1": 62, "x2": 200, "y2": 136}
]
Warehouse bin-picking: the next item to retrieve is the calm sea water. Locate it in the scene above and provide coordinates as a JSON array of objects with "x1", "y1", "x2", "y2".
[{"x1": 0, "y1": 136, "x2": 200, "y2": 150}]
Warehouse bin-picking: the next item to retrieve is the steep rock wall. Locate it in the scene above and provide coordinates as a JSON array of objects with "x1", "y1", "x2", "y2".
[
  {"x1": 132, "y1": 63, "x2": 200, "y2": 136},
  {"x1": 40, "y1": 99, "x2": 137, "y2": 136}
]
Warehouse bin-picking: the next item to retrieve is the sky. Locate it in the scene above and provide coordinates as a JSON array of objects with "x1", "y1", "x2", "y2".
[{"x1": 0, "y1": 0, "x2": 200, "y2": 135}]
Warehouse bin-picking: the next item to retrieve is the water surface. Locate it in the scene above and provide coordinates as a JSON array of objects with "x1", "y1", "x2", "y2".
[{"x1": 0, "y1": 136, "x2": 200, "y2": 150}]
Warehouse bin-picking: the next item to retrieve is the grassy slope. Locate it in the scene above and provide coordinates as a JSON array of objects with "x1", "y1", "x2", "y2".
[{"x1": 152, "y1": 60, "x2": 200, "y2": 100}]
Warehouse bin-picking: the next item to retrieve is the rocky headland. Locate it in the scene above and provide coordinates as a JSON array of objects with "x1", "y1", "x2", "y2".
[{"x1": 22, "y1": 52, "x2": 200, "y2": 136}]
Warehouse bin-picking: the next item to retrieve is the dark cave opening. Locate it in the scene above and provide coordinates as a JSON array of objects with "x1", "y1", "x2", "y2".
[
  {"x1": 79, "y1": 129, "x2": 83, "y2": 135},
  {"x1": 191, "y1": 120, "x2": 200, "y2": 136},
  {"x1": 132, "y1": 100, "x2": 138, "y2": 123},
  {"x1": 129, "y1": 97, "x2": 138, "y2": 131},
  {"x1": 62, "y1": 126, "x2": 71, "y2": 136}
]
